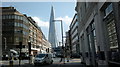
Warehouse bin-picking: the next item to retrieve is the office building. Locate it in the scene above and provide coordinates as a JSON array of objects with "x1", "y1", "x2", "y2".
[
  {"x1": 2, "y1": 7, "x2": 51, "y2": 56},
  {"x1": 75, "y1": 2, "x2": 120, "y2": 67},
  {"x1": 69, "y1": 14, "x2": 80, "y2": 57}
]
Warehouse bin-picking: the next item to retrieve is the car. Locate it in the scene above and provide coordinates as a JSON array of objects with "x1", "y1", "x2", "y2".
[
  {"x1": 2, "y1": 55, "x2": 9, "y2": 60},
  {"x1": 34, "y1": 53, "x2": 53, "y2": 65}
]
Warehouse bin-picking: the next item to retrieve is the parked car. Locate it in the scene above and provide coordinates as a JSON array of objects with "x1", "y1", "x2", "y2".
[
  {"x1": 2, "y1": 55, "x2": 9, "y2": 60},
  {"x1": 34, "y1": 53, "x2": 53, "y2": 65}
]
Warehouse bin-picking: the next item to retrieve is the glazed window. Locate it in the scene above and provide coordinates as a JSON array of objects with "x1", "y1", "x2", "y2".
[{"x1": 104, "y1": 3, "x2": 113, "y2": 16}]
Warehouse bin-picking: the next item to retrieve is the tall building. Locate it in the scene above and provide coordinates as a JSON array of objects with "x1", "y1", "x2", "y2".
[
  {"x1": 2, "y1": 7, "x2": 30, "y2": 55},
  {"x1": 48, "y1": 6, "x2": 58, "y2": 48},
  {"x1": 2, "y1": 7, "x2": 51, "y2": 56},
  {"x1": 69, "y1": 14, "x2": 80, "y2": 57}
]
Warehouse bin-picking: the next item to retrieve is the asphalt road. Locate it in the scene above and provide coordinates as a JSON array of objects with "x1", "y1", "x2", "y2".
[{"x1": 1, "y1": 58, "x2": 85, "y2": 67}]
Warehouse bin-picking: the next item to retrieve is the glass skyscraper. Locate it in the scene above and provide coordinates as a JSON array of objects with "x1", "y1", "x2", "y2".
[{"x1": 48, "y1": 6, "x2": 58, "y2": 48}]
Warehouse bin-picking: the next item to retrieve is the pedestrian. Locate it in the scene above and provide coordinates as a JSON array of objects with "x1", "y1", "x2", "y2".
[
  {"x1": 59, "y1": 46, "x2": 65, "y2": 64},
  {"x1": 66, "y1": 50, "x2": 70, "y2": 62}
]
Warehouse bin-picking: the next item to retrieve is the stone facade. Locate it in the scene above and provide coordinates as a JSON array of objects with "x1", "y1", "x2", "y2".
[{"x1": 75, "y1": 2, "x2": 120, "y2": 67}]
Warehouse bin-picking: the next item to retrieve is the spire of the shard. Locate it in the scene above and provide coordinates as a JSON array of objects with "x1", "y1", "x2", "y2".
[{"x1": 48, "y1": 6, "x2": 58, "y2": 49}]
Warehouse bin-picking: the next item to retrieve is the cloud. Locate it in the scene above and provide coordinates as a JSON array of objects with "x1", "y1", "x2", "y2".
[
  {"x1": 32, "y1": 16, "x2": 49, "y2": 28},
  {"x1": 32, "y1": 16, "x2": 72, "y2": 28},
  {"x1": 55, "y1": 16, "x2": 72, "y2": 25}
]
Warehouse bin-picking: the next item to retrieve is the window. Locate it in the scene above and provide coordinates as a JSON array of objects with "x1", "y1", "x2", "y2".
[
  {"x1": 104, "y1": 3, "x2": 113, "y2": 16},
  {"x1": 107, "y1": 20, "x2": 118, "y2": 49},
  {"x1": 15, "y1": 37, "x2": 19, "y2": 42},
  {"x1": 15, "y1": 15, "x2": 16, "y2": 19},
  {"x1": 2, "y1": 15, "x2": 5, "y2": 19},
  {"x1": 8, "y1": 15, "x2": 11, "y2": 19},
  {"x1": 23, "y1": 31, "x2": 28, "y2": 35},
  {"x1": 14, "y1": 29, "x2": 23, "y2": 34},
  {"x1": 11, "y1": 15, "x2": 14, "y2": 19},
  {"x1": 6, "y1": 15, "x2": 8, "y2": 19}
]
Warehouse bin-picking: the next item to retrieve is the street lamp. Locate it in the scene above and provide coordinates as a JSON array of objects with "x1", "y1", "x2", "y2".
[
  {"x1": 4, "y1": 37, "x2": 7, "y2": 50},
  {"x1": 53, "y1": 20, "x2": 64, "y2": 47}
]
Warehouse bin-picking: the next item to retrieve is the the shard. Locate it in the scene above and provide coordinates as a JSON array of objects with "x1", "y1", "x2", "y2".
[{"x1": 48, "y1": 6, "x2": 58, "y2": 48}]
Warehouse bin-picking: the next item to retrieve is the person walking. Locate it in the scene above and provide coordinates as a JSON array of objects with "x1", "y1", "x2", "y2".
[
  {"x1": 59, "y1": 46, "x2": 65, "y2": 64},
  {"x1": 66, "y1": 49, "x2": 70, "y2": 62}
]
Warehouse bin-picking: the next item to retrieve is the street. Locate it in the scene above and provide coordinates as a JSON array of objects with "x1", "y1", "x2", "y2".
[{"x1": 0, "y1": 58, "x2": 85, "y2": 67}]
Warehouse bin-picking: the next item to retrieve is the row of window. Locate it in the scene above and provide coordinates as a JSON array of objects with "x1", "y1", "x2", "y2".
[
  {"x1": 14, "y1": 22, "x2": 29, "y2": 30},
  {"x1": 71, "y1": 29, "x2": 78, "y2": 38},
  {"x1": 3, "y1": 22, "x2": 14, "y2": 26},
  {"x1": 72, "y1": 36, "x2": 79, "y2": 44},
  {"x1": 15, "y1": 37, "x2": 22, "y2": 42},
  {"x1": 107, "y1": 20, "x2": 118, "y2": 49},
  {"x1": 29, "y1": 37, "x2": 37, "y2": 43},
  {"x1": 70, "y1": 21, "x2": 78, "y2": 33},
  {"x1": 14, "y1": 29, "x2": 29, "y2": 35},
  {"x1": 2, "y1": 14, "x2": 29, "y2": 24}
]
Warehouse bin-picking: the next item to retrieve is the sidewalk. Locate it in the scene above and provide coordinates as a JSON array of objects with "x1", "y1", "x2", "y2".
[
  {"x1": 0, "y1": 60, "x2": 29, "y2": 67},
  {"x1": 62, "y1": 58, "x2": 81, "y2": 63},
  {"x1": 58, "y1": 58, "x2": 85, "y2": 67}
]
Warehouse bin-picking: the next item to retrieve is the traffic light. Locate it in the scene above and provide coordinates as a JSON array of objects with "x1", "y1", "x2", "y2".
[{"x1": 28, "y1": 42, "x2": 31, "y2": 55}]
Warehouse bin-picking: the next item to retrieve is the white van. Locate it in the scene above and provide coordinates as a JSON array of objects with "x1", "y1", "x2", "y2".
[{"x1": 34, "y1": 53, "x2": 53, "y2": 65}]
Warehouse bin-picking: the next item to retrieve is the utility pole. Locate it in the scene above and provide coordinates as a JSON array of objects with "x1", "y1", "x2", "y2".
[
  {"x1": 19, "y1": 42, "x2": 22, "y2": 66},
  {"x1": 28, "y1": 42, "x2": 31, "y2": 64}
]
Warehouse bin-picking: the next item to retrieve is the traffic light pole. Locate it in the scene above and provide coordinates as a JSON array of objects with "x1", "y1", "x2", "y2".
[
  {"x1": 19, "y1": 42, "x2": 22, "y2": 66},
  {"x1": 28, "y1": 42, "x2": 31, "y2": 64}
]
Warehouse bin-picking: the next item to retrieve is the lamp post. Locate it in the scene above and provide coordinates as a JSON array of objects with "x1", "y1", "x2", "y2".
[{"x1": 53, "y1": 20, "x2": 64, "y2": 47}]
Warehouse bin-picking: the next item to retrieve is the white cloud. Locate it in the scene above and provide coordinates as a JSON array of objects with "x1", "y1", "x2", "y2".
[
  {"x1": 55, "y1": 16, "x2": 72, "y2": 25},
  {"x1": 32, "y1": 16, "x2": 49, "y2": 28},
  {"x1": 32, "y1": 16, "x2": 72, "y2": 28}
]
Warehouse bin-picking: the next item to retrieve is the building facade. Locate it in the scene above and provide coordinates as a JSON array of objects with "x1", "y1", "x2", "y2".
[
  {"x1": 27, "y1": 17, "x2": 43, "y2": 56},
  {"x1": 75, "y1": 2, "x2": 120, "y2": 67},
  {"x1": 69, "y1": 14, "x2": 80, "y2": 57},
  {"x1": 2, "y1": 7, "x2": 51, "y2": 56},
  {"x1": 2, "y1": 7, "x2": 29, "y2": 55}
]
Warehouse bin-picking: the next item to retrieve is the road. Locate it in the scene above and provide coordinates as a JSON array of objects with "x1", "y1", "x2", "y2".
[{"x1": 0, "y1": 58, "x2": 86, "y2": 67}]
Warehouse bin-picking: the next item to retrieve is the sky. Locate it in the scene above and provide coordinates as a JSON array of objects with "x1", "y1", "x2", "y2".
[{"x1": 2, "y1": 2, "x2": 76, "y2": 42}]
